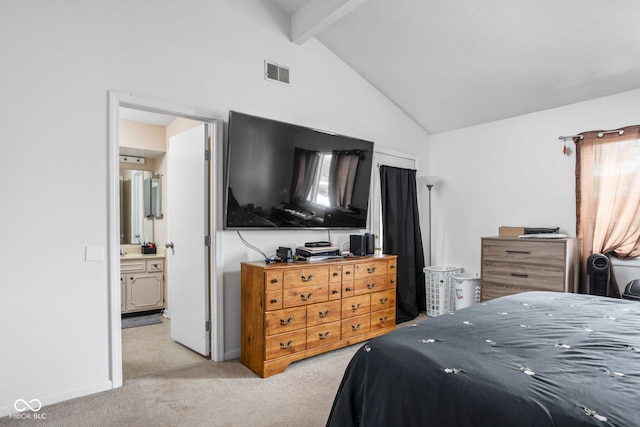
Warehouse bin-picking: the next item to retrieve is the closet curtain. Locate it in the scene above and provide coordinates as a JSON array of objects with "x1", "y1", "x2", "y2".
[
  {"x1": 575, "y1": 125, "x2": 640, "y2": 295},
  {"x1": 380, "y1": 165, "x2": 426, "y2": 322}
]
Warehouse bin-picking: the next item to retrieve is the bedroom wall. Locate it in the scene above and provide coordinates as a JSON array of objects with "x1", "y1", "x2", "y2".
[
  {"x1": 422, "y1": 88, "x2": 640, "y2": 278},
  {"x1": 0, "y1": 0, "x2": 428, "y2": 415}
]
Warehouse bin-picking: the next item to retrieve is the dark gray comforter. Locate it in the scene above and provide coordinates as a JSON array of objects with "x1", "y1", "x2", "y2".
[{"x1": 327, "y1": 291, "x2": 640, "y2": 426}]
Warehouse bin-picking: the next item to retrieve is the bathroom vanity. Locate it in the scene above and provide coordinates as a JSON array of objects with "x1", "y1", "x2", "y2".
[{"x1": 120, "y1": 254, "x2": 165, "y2": 314}]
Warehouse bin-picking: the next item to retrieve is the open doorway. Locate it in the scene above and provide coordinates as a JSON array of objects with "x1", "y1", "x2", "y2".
[{"x1": 108, "y1": 92, "x2": 224, "y2": 388}]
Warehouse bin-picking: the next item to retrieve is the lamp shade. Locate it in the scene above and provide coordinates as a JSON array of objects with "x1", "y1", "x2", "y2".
[{"x1": 417, "y1": 175, "x2": 439, "y2": 187}]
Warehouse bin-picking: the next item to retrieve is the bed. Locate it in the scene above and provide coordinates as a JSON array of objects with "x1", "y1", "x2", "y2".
[{"x1": 327, "y1": 291, "x2": 640, "y2": 426}]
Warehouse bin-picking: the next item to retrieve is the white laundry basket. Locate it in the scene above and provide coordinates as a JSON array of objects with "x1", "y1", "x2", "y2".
[
  {"x1": 452, "y1": 273, "x2": 481, "y2": 310},
  {"x1": 424, "y1": 266, "x2": 462, "y2": 316}
]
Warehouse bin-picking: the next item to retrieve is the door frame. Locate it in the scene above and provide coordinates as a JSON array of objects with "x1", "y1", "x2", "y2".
[{"x1": 107, "y1": 91, "x2": 224, "y2": 388}]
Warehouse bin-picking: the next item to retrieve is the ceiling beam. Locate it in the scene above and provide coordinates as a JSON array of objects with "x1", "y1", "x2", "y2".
[{"x1": 291, "y1": 0, "x2": 369, "y2": 45}]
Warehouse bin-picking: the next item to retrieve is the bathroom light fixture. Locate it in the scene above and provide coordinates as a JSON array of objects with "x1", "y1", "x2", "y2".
[{"x1": 119, "y1": 155, "x2": 145, "y2": 165}]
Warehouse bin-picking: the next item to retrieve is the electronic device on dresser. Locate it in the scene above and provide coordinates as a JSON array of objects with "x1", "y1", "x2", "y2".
[
  {"x1": 350, "y1": 235, "x2": 366, "y2": 256},
  {"x1": 224, "y1": 111, "x2": 375, "y2": 229}
]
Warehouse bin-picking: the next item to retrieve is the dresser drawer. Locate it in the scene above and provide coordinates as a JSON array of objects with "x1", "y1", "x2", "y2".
[
  {"x1": 265, "y1": 306, "x2": 307, "y2": 336},
  {"x1": 341, "y1": 313, "x2": 371, "y2": 339},
  {"x1": 265, "y1": 330, "x2": 306, "y2": 360},
  {"x1": 307, "y1": 300, "x2": 342, "y2": 326},
  {"x1": 265, "y1": 271, "x2": 284, "y2": 291},
  {"x1": 354, "y1": 260, "x2": 387, "y2": 279},
  {"x1": 283, "y1": 284, "x2": 329, "y2": 308},
  {"x1": 342, "y1": 265, "x2": 355, "y2": 281},
  {"x1": 370, "y1": 289, "x2": 396, "y2": 312},
  {"x1": 353, "y1": 276, "x2": 395, "y2": 295},
  {"x1": 328, "y1": 282, "x2": 342, "y2": 300},
  {"x1": 284, "y1": 267, "x2": 329, "y2": 288},
  {"x1": 329, "y1": 266, "x2": 343, "y2": 282},
  {"x1": 342, "y1": 294, "x2": 371, "y2": 319},
  {"x1": 371, "y1": 307, "x2": 395, "y2": 330},
  {"x1": 306, "y1": 322, "x2": 341, "y2": 349},
  {"x1": 482, "y1": 239, "x2": 566, "y2": 266},
  {"x1": 482, "y1": 261, "x2": 566, "y2": 291},
  {"x1": 265, "y1": 290, "x2": 283, "y2": 311}
]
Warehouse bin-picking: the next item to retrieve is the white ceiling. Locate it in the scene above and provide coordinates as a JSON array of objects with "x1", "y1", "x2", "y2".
[{"x1": 270, "y1": 0, "x2": 640, "y2": 134}]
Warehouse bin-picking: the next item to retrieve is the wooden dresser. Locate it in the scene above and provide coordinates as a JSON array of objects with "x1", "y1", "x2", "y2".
[
  {"x1": 241, "y1": 255, "x2": 397, "y2": 377},
  {"x1": 481, "y1": 237, "x2": 580, "y2": 301}
]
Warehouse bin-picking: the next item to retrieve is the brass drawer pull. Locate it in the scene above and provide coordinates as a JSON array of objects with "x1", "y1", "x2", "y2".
[
  {"x1": 366, "y1": 283, "x2": 376, "y2": 290},
  {"x1": 270, "y1": 298, "x2": 279, "y2": 304},
  {"x1": 390, "y1": 265, "x2": 395, "y2": 269},
  {"x1": 280, "y1": 340, "x2": 293, "y2": 349},
  {"x1": 506, "y1": 250, "x2": 531, "y2": 254},
  {"x1": 333, "y1": 271, "x2": 340, "y2": 277},
  {"x1": 319, "y1": 331, "x2": 331, "y2": 339},
  {"x1": 319, "y1": 310, "x2": 331, "y2": 318},
  {"x1": 280, "y1": 316, "x2": 294, "y2": 325},
  {"x1": 301, "y1": 293, "x2": 313, "y2": 301},
  {"x1": 351, "y1": 303, "x2": 361, "y2": 311},
  {"x1": 390, "y1": 279, "x2": 395, "y2": 284},
  {"x1": 345, "y1": 271, "x2": 352, "y2": 276},
  {"x1": 380, "y1": 297, "x2": 389, "y2": 304},
  {"x1": 332, "y1": 289, "x2": 339, "y2": 294},
  {"x1": 511, "y1": 273, "x2": 529, "y2": 278},
  {"x1": 351, "y1": 323, "x2": 361, "y2": 331},
  {"x1": 380, "y1": 316, "x2": 389, "y2": 323},
  {"x1": 345, "y1": 287, "x2": 352, "y2": 292},
  {"x1": 271, "y1": 278, "x2": 279, "y2": 283},
  {"x1": 367, "y1": 267, "x2": 377, "y2": 274},
  {"x1": 301, "y1": 274, "x2": 314, "y2": 282}
]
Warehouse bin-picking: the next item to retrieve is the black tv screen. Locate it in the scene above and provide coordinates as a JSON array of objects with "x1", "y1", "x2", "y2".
[{"x1": 224, "y1": 111, "x2": 374, "y2": 229}]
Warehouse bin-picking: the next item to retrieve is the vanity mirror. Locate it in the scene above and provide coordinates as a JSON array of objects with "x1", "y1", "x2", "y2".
[{"x1": 120, "y1": 169, "x2": 162, "y2": 244}]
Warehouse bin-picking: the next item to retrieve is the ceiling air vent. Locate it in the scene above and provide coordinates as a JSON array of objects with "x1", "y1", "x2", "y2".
[{"x1": 265, "y1": 61, "x2": 290, "y2": 85}]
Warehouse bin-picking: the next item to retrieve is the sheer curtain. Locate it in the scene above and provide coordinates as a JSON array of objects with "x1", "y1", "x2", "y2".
[
  {"x1": 575, "y1": 125, "x2": 640, "y2": 294},
  {"x1": 380, "y1": 165, "x2": 425, "y2": 322}
]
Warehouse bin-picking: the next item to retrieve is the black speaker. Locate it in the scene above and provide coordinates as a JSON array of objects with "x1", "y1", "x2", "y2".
[
  {"x1": 586, "y1": 253, "x2": 610, "y2": 296},
  {"x1": 364, "y1": 233, "x2": 375, "y2": 255},
  {"x1": 350, "y1": 234, "x2": 366, "y2": 256}
]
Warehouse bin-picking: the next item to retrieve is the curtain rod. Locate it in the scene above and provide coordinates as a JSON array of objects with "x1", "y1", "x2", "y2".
[{"x1": 558, "y1": 129, "x2": 624, "y2": 140}]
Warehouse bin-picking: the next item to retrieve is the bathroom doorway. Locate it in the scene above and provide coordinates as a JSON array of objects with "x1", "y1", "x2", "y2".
[{"x1": 108, "y1": 92, "x2": 224, "y2": 387}]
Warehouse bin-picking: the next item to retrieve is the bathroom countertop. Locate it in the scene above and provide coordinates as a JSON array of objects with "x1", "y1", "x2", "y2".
[{"x1": 120, "y1": 253, "x2": 165, "y2": 260}]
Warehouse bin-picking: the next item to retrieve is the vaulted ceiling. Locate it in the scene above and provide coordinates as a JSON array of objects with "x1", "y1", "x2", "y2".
[{"x1": 270, "y1": 0, "x2": 640, "y2": 134}]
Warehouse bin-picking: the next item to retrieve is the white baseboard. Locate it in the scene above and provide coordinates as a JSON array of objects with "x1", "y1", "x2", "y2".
[
  {"x1": 1, "y1": 381, "x2": 113, "y2": 418},
  {"x1": 224, "y1": 348, "x2": 240, "y2": 360}
]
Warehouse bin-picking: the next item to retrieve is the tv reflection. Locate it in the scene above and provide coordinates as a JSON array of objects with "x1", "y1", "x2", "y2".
[{"x1": 227, "y1": 148, "x2": 367, "y2": 228}]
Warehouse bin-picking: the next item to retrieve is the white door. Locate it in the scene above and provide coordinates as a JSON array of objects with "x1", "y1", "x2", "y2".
[{"x1": 167, "y1": 124, "x2": 210, "y2": 356}]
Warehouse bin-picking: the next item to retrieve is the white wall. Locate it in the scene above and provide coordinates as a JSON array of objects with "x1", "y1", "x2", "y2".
[
  {"x1": 424, "y1": 89, "x2": 640, "y2": 277},
  {"x1": 0, "y1": 0, "x2": 428, "y2": 415}
]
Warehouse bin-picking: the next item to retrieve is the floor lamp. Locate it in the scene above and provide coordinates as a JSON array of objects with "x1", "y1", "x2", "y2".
[{"x1": 418, "y1": 176, "x2": 439, "y2": 266}]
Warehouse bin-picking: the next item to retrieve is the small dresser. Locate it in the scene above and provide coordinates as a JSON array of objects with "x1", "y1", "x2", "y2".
[
  {"x1": 481, "y1": 237, "x2": 580, "y2": 301},
  {"x1": 241, "y1": 255, "x2": 397, "y2": 378}
]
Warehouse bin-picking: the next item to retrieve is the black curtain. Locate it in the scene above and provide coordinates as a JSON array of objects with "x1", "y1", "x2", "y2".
[{"x1": 380, "y1": 165, "x2": 426, "y2": 323}]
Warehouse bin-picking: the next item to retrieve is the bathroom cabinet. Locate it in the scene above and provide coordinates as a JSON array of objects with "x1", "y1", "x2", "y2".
[{"x1": 120, "y1": 257, "x2": 165, "y2": 313}]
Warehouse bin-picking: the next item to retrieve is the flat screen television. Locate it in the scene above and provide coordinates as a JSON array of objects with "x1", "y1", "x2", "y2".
[{"x1": 224, "y1": 111, "x2": 374, "y2": 229}]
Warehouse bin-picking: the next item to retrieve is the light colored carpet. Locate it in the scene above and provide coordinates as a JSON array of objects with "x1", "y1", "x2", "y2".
[
  {"x1": 121, "y1": 315, "x2": 207, "y2": 380},
  {"x1": 1, "y1": 314, "x2": 428, "y2": 427}
]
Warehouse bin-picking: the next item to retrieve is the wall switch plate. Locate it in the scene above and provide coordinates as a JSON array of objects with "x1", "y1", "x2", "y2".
[{"x1": 85, "y1": 246, "x2": 105, "y2": 262}]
